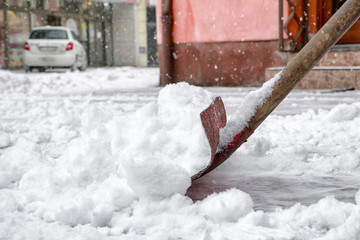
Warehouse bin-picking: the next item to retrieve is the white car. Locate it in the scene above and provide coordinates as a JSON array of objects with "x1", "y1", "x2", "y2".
[{"x1": 23, "y1": 26, "x2": 87, "y2": 72}]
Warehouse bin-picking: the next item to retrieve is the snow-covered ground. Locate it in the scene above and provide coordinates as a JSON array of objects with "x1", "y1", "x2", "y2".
[{"x1": 1, "y1": 67, "x2": 360, "y2": 239}]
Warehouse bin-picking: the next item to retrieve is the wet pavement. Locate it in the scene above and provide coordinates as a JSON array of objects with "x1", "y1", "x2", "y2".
[{"x1": 187, "y1": 170, "x2": 360, "y2": 211}]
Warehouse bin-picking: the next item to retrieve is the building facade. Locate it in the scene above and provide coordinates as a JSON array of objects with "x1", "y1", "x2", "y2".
[
  {"x1": 0, "y1": 0, "x2": 158, "y2": 69},
  {"x1": 157, "y1": 0, "x2": 360, "y2": 89},
  {"x1": 157, "y1": 0, "x2": 287, "y2": 86}
]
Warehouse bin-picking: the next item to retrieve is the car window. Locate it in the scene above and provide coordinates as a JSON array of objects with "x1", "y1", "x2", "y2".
[
  {"x1": 30, "y1": 30, "x2": 68, "y2": 40},
  {"x1": 71, "y1": 31, "x2": 79, "y2": 41}
]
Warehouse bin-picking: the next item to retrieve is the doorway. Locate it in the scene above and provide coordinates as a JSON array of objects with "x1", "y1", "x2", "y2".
[
  {"x1": 317, "y1": 0, "x2": 360, "y2": 44},
  {"x1": 147, "y1": 6, "x2": 158, "y2": 66},
  {"x1": 46, "y1": 15, "x2": 61, "y2": 26}
]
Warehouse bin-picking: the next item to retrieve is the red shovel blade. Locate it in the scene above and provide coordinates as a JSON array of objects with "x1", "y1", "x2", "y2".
[
  {"x1": 192, "y1": 96, "x2": 254, "y2": 181},
  {"x1": 200, "y1": 97, "x2": 227, "y2": 159},
  {"x1": 191, "y1": 97, "x2": 226, "y2": 180}
]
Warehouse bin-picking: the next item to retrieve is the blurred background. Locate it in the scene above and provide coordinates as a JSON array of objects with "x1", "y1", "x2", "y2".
[
  {"x1": 1, "y1": 0, "x2": 359, "y2": 89},
  {"x1": 0, "y1": 0, "x2": 158, "y2": 70}
]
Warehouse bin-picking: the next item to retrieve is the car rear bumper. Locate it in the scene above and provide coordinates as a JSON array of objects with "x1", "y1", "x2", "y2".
[{"x1": 23, "y1": 52, "x2": 76, "y2": 67}]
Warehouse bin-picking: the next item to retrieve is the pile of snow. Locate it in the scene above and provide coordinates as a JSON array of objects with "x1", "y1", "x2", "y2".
[
  {"x1": 0, "y1": 70, "x2": 219, "y2": 229},
  {"x1": 1, "y1": 68, "x2": 360, "y2": 239},
  {"x1": 0, "y1": 67, "x2": 159, "y2": 94},
  {"x1": 110, "y1": 82, "x2": 214, "y2": 197},
  {"x1": 230, "y1": 101, "x2": 360, "y2": 176}
]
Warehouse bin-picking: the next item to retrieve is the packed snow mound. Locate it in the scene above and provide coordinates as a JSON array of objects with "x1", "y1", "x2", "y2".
[
  {"x1": 110, "y1": 82, "x2": 214, "y2": 198},
  {"x1": 0, "y1": 138, "x2": 42, "y2": 188},
  {"x1": 198, "y1": 188, "x2": 253, "y2": 223},
  {"x1": 238, "y1": 195, "x2": 360, "y2": 240},
  {"x1": 0, "y1": 82, "x2": 215, "y2": 228},
  {"x1": 325, "y1": 102, "x2": 360, "y2": 122},
  {"x1": 0, "y1": 67, "x2": 159, "y2": 94},
  {"x1": 228, "y1": 102, "x2": 360, "y2": 175}
]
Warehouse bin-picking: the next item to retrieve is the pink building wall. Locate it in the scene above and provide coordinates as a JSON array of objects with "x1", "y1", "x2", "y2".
[
  {"x1": 157, "y1": 0, "x2": 283, "y2": 44},
  {"x1": 157, "y1": 0, "x2": 287, "y2": 86},
  {"x1": 173, "y1": 0, "x2": 280, "y2": 43}
]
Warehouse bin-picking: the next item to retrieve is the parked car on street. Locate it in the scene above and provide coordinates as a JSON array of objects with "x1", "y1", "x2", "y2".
[{"x1": 23, "y1": 26, "x2": 87, "y2": 72}]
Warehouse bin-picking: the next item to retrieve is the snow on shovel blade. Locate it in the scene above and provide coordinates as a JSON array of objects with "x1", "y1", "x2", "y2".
[{"x1": 192, "y1": 96, "x2": 253, "y2": 181}]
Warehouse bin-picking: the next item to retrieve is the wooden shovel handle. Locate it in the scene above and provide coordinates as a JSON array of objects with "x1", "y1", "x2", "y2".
[{"x1": 249, "y1": 0, "x2": 360, "y2": 131}]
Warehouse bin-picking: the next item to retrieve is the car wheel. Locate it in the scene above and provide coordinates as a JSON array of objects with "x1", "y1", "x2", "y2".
[
  {"x1": 79, "y1": 61, "x2": 87, "y2": 71},
  {"x1": 39, "y1": 67, "x2": 46, "y2": 72},
  {"x1": 71, "y1": 56, "x2": 78, "y2": 72},
  {"x1": 24, "y1": 65, "x2": 30, "y2": 72},
  {"x1": 79, "y1": 65, "x2": 87, "y2": 71}
]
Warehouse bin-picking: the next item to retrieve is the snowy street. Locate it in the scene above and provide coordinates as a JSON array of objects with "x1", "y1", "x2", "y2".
[{"x1": 1, "y1": 67, "x2": 360, "y2": 239}]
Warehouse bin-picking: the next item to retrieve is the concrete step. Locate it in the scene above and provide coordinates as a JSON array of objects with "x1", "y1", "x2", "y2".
[{"x1": 265, "y1": 66, "x2": 360, "y2": 89}]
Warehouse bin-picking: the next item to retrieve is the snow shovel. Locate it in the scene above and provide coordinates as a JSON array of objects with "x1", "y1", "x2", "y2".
[{"x1": 192, "y1": 0, "x2": 360, "y2": 181}]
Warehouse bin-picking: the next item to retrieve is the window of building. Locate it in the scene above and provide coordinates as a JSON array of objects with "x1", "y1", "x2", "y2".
[
  {"x1": 62, "y1": 1, "x2": 79, "y2": 13},
  {"x1": 7, "y1": 11, "x2": 30, "y2": 67},
  {"x1": 47, "y1": 15, "x2": 61, "y2": 26},
  {"x1": 88, "y1": 21, "x2": 96, "y2": 66},
  {"x1": 93, "y1": 21, "x2": 105, "y2": 66},
  {"x1": 45, "y1": 0, "x2": 60, "y2": 11},
  {"x1": 61, "y1": 17, "x2": 79, "y2": 34},
  {"x1": 8, "y1": 0, "x2": 27, "y2": 7},
  {"x1": 31, "y1": 13, "x2": 46, "y2": 27},
  {"x1": 31, "y1": 0, "x2": 44, "y2": 9},
  {"x1": 80, "y1": 20, "x2": 88, "y2": 43},
  {"x1": 82, "y1": 2, "x2": 111, "y2": 19},
  {"x1": 95, "y1": 2, "x2": 111, "y2": 18},
  {"x1": 81, "y1": 1, "x2": 94, "y2": 15},
  {"x1": 104, "y1": 22, "x2": 113, "y2": 66},
  {"x1": 0, "y1": 10, "x2": 5, "y2": 68},
  {"x1": 147, "y1": 6, "x2": 158, "y2": 66},
  {"x1": 79, "y1": 19, "x2": 89, "y2": 65}
]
